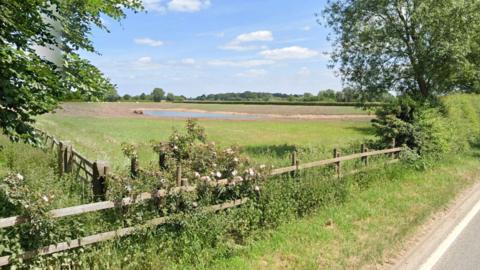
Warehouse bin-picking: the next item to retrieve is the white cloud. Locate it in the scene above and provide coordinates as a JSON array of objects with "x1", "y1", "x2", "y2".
[
  {"x1": 136, "y1": 56, "x2": 153, "y2": 65},
  {"x1": 236, "y1": 69, "x2": 267, "y2": 78},
  {"x1": 134, "y1": 38, "x2": 164, "y2": 47},
  {"x1": 181, "y1": 58, "x2": 196, "y2": 65},
  {"x1": 133, "y1": 56, "x2": 164, "y2": 70},
  {"x1": 260, "y1": 46, "x2": 319, "y2": 60},
  {"x1": 297, "y1": 67, "x2": 311, "y2": 76},
  {"x1": 221, "y1": 44, "x2": 268, "y2": 52},
  {"x1": 301, "y1": 26, "x2": 311, "y2": 31},
  {"x1": 142, "y1": 0, "x2": 166, "y2": 13},
  {"x1": 208, "y1": 59, "x2": 275, "y2": 68},
  {"x1": 168, "y1": 0, "x2": 210, "y2": 12},
  {"x1": 142, "y1": 0, "x2": 210, "y2": 13},
  {"x1": 235, "y1": 31, "x2": 273, "y2": 43},
  {"x1": 222, "y1": 30, "x2": 273, "y2": 51}
]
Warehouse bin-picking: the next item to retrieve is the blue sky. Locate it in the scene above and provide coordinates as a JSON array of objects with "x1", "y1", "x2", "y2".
[{"x1": 85, "y1": 0, "x2": 341, "y2": 97}]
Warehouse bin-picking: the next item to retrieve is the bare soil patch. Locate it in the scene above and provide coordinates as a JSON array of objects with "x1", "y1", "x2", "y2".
[{"x1": 56, "y1": 102, "x2": 374, "y2": 120}]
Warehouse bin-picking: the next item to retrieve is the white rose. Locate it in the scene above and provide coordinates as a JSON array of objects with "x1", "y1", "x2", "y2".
[
  {"x1": 216, "y1": 171, "x2": 222, "y2": 178},
  {"x1": 16, "y1": 173, "x2": 24, "y2": 181}
]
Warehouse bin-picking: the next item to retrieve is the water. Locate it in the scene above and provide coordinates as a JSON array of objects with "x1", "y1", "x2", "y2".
[{"x1": 143, "y1": 110, "x2": 261, "y2": 119}]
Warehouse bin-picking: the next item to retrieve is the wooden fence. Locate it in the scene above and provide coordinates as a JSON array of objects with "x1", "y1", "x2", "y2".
[
  {"x1": 34, "y1": 129, "x2": 110, "y2": 200},
  {"x1": 0, "y1": 142, "x2": 402, "y2": 266}
]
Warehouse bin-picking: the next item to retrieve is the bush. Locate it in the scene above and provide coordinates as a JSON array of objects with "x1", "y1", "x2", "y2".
[{"x1": 373, "y1": 94, "x2": 480, "y2": 156}]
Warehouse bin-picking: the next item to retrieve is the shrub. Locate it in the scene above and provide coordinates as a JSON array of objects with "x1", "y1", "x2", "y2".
[{"x1": 372, "y1": 96, "x2": 450, "y2": 155}]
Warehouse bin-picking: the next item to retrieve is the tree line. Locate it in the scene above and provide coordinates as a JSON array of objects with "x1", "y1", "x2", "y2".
[
  {"x1": 65, "y1": 88, "x2": 393, "y2": 103},
  {"x1": 64, "y1": 87, "x2": 187, "y2": 102},
  {"x1": 193, "y1": 88, "x2": 393, "y2": 103}
]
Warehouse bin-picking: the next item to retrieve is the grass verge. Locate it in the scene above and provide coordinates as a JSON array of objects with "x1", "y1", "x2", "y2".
[{"x1": 175, "y1": 150, "x2": 480, "y2": 269}]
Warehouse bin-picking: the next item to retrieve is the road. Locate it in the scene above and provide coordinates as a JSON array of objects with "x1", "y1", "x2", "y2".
[
  {"x1": 393, "y1": 181, "x2": 480, "y2": 270},
  {"x1": 432, "y1": 209, "x2": 480, "y2": 270}
]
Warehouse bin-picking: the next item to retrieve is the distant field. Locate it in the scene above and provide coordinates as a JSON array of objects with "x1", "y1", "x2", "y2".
[
  {"x1": 36, "y1": 102, "x2": 374, "y2": 170},
  {"x1": 56, "y1": 102, "x2": 371, "y2": 118}
]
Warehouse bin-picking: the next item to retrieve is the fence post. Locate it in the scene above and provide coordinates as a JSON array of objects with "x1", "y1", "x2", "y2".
[
  {"x1": 361, "y1": 144, "x2": 368, "y2": 166},
  {"x1": 364, "y1": 146, "x2": 369, "y2": 166},
  {"x1": 92, "y1": 161, "x2": 109, "y2": 201},
  {"x1": 57, "y1": 141, "x2": 66, "y2": 177},
  {"x1": 333, "y1": 148, "x2": 341, "y2": 178},
  {"x1": 130, "y1": 157, "x2": 139, "y2": 178},
  {"x1": 176, "y1": 163, "x2": 182, "y2": 187},
  {"x1": 64, "y1": 141, "x2": 73, "y2": 173},
  {"x1": 391, "y1": 138, "x2": 396, "y2": 159},
  {"x1": 159, "y1": 152, "x2": 167, "y2": 170},
  {"x1": 290, "y1": 151, "x2": 297, "y2": 178}
]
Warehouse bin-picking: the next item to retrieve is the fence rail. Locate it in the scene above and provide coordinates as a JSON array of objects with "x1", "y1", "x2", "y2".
[
  {"x1": 1, "y1": 130, "x2": 402, "y2": 266},
  {"x1": 34, "y1": 128, "x2": 109, "y2": 199},
  {"x1": 0, "y1": 199, "x2": 248, "y2": 267},
  {"x1": 0, "y1": 145, "x2": 402, "y2": 230}
]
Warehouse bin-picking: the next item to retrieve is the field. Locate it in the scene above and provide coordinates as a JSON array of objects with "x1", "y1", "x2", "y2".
[
  {"x1": 3, "y1": 99, "x2": 479, "y2": 269},
  {"x1": 55, "y1": 102, "x2": 370, "y2": 118},
  {"x1": 36, "y1": 102, "x2": 374, "y2": 169}
]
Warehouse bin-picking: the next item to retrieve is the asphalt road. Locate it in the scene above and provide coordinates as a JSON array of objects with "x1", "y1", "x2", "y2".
[
  {"x1": 432, "y1": 209, "x2": 480, "y2": 270},
  {"x1": 393, "y1": 181, "x2": 480, "y2": 270}
]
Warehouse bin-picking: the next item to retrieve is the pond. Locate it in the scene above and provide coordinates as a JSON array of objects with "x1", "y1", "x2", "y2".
[{"x1": 142, "y1": 110, "x2": 262, "y2": 119}]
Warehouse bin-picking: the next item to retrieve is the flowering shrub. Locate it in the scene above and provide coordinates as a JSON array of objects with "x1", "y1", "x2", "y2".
[
  {"x1": 0, "y1": 173, "x2": 77, "y2": 268},
  {"x1": 148, "y1": 120, "x2": 270, "y2": 190},
  {"x1": 111, "y1": 120, "x2": 270, "y2": 215}
]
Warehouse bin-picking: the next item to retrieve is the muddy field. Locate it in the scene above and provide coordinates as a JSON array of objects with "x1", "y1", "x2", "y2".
[{"x1": 55, "y1": 102, "x2": 374, "y2": 120}]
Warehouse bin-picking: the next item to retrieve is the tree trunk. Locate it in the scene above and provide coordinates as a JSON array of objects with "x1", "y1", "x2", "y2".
[{"x1": 416, "y1": 74, "x2": 429, "y2": 98}]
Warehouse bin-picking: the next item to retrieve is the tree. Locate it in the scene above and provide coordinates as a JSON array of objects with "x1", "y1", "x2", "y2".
[
  {"x1": 151, "y1": 88, "x2": 165, "y2": 102},
  {"x1": 104, "y1": 88, "x2": 120, "y2": 102},
  {"x1": 122, "y1": 94, "x2": 131, "y2": 101},
  {"x1": 166, "y1": 92, "x2": 175, "y2": 102},
  {"x1": 323, "y1": 0, "x2": 480, "y2": 101},
  {"x1": 0, "y1": 0, "x2": 142, "y2": 142}
]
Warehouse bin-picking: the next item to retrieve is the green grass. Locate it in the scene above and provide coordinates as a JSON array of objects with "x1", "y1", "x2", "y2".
[
  {"x1": 24, "y1": 148, "x2": 474, "y2": 270},
  {"x1": 36, "y1": 115, "x2": 373, "y2": 169},
  {"x1": 163, "y1": 150, "x2": 480, "y2": 269},
  {"x1": 1, "y1": 101, "x2": 479, "y2": 269}
]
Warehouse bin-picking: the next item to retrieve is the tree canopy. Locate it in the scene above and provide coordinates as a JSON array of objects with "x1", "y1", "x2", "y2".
[
  {"x1": 151, "y1": 88, "x2": 165, "y2": 102},
  {"x1": 323, "y1": 0, "x2": 480, "y2": 100},
  {"x1": 0, "y1": 0, "x2": 142, "y2": 142}
]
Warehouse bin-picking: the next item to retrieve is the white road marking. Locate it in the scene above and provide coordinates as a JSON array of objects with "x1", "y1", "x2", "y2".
[{"x1": 419, "y1": 197, "x2": 480, "y2": 270}]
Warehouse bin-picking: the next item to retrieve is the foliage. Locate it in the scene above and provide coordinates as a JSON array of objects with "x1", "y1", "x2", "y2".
[
  {"x1": 373, "y1": 94, "x2": 480, "y2": 156},
  {"x1": 0, "y1": 0, "x2": 142, "y2": 142},
  {"x1": 151, "y1": 88, "x2": 165, "y2": 102},
  {"x1": 192, "y1": 89, "x2": 392, "y2": 103},
  {"x1": 323, "y1": 0, "x2": 480, "y2": 100}
]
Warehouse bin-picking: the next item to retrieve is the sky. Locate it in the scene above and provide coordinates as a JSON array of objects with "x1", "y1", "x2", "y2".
[{"x1": 84, "y1": 0, "x2": 342, "y2": 97}]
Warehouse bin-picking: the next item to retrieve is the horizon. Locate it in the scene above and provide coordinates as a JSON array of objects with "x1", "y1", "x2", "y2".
[{"x1": 82, "y1": 0, "x2": 342, "y2": 97}]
